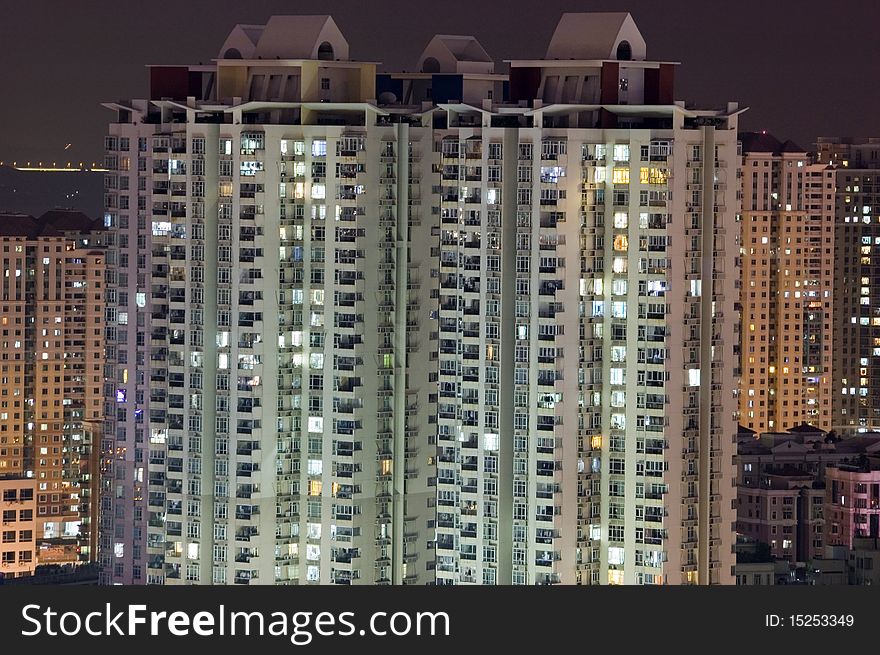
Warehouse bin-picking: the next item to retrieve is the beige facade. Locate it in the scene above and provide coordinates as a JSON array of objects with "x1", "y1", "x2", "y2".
[
  {"x1": 738, "y1": 134, "x2": 834, "y2": 433},
  {"x1": 0, "y1": 211, "x2": 104, "y2": 566},
  {"x1": 0, "y1": 477, "x2": 37, "y2": 578},
  {"x1": 103, "y1": 12, "x2": 739, "y2": 585}
]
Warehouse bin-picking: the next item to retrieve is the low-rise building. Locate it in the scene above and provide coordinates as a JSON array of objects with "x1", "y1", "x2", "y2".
[
  {"x1": 847, "y1": 537, "x2": 880, "y2": 585},
  {"x1": 825, "y1": 462, "x2": 880, "y2": 549},
  {"x1": 737, "y1": 470, "x2": 821, "y2": 561},
  {"x1": 0, "y1": 478, "x2": 37, "y2": 578}
]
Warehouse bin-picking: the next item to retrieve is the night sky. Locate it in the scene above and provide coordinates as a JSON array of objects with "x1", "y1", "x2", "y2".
[{"x1": 0, "y1": 0, "x2": 877, "y2": 165}]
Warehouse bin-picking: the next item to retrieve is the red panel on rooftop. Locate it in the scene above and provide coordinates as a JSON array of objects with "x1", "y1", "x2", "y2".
[
  {"x1": 508, "y1": 67, "x2": 541, "y2": 104},
  {"x1": 151, "y1": 66, "x2": 190, "y2": 101},
  {"x1": 658, "y1": 64, "x2": 675, "y2": 104},
  {"x1": 600, "y1": 62, "x2": 619, "y2": 105}
]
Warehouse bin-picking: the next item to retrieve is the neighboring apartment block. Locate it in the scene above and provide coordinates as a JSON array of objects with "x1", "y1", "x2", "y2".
[
  {"x1": 0, "y1": 210, "x2": 104, "y2": 568},
  {"x1": 819, "y1": 137, "x2": 880, "y2": 432},
  {"x1": 738, "y1": 133, "x2": 834, "y2": 433},
  {"x1": 101, "y1": 12, "x2": 739, "y2": 585}
]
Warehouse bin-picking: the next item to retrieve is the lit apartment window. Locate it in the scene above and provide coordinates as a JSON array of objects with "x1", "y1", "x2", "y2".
[{"x1": 612, "y1": 167, "x2": 630, "y2": 184}]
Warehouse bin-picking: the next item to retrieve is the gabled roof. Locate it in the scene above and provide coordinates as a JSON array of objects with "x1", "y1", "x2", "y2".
[
  {"x1": 39, "y1": 210, "x2": 98, "y2": 234},
  {"x1": 239, "y1": 25, "x2": 264, "y2": 47},
  {"x1": 0, "y1": 213, "x2": 39, "y2": 238},
  {"x1": 0, "y1": 210, "x2": 101, "y2": 238},
  {"x1": 740, "y1": 131, "x2": 806, "y2": 156},
  {"x1": 417, "y1": 35, "x2": 494, "y2": 74},
  {"x1": 788, "y1": 422, "x2": 826, "y2": 434},
  {"x1": 218, "y1": 15, "x2": 350, "y2": 61},
  {"x1": 545, "y1": 12, "x2": 647, "y2": 61},
  {"x1": 770, "y1": 441, "x2": 810, "y2": 454},
  {"x1": 434, "y1": 36, "x2": 492, "y2": 63}
]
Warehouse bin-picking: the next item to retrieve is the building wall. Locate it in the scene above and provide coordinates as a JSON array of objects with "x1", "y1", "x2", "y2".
[
  {"x1": 830, "y1": 158, "x2": 880, "y2": 432},
  {"x1": 739, "y1": 146, "x2": 831, "y2": 433},
  {"x1": 0, "y1": 231, "x2": 103, "y2": 566},
  {"x1": 825, "y1": 466, "x2": 880, "y2": 549},
  {"x1": 734, "y1": 562, "x2": 775, "y2": 585},
  {"x1": 0, "y1": 478, "x2": 37, "y2": 577},
  {"x1": 103, "y1": 98, "x2": 437, "y2": 585},
  {"x1": 102, "y1": 14, "x2": 740, "y2": 586},
  {"x1": 737, "y1": 487, "x2": 800, "y2": 560}
]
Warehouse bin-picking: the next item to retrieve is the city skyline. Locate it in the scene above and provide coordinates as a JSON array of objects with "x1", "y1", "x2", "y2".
[{"x1": 3, "y1": 7, "x2": 880, "y2": 589}]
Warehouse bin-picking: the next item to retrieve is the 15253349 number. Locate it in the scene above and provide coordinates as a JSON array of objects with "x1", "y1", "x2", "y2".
[
  {"x1": 790, "y1": 615, "x2": 854, "y2": 627},
  {"x1": 765, "y1": 614, "x2": 855, "y2": 628}
]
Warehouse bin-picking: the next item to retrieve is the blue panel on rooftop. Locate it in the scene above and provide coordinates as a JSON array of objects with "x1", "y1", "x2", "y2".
[
  {"x1": 375, "y1": 75, "x2": 403, "y2": 101},
  {"x1": 431, "y1": 75, "x2": 464, "y2": 104}
]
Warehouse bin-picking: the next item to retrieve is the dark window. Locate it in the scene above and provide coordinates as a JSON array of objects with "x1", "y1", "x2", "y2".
[{"x1": 317, "y1": 42, "x2": 334, "y2": 61}]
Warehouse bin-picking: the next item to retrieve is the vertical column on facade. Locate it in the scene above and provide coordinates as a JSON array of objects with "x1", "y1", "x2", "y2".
[
  {"x1": 200, "y1": 124, "x2": 220, "y2": 583},
  {"x1": 698, "y1": 125, "x2": 716, "y2": 584},
  {"x1": 497, "y1": 127, "x2": 519, "y2": 583},
  {"x1": 392, "y1": 121, "x2": 410, "y2": 584}
]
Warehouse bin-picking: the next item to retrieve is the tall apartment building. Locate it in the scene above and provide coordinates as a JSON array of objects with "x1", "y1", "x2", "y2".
[
  {"x1": 0, "y1": 210, "x2": 104, "y2": 568},
  {"x1": 102, "y1": 12, "x2": 739, "y2": 585},
  {"x1": 101, "y1": 15, "x2": 437, "y2": 585},
  {"x1": 427, "y1": 12, "x2": 739, "y2": 586},
  {"x1": 818, "y1": 138, "x2": 880, "y2": 432},
  {"x1": 738, "y1": 133, "x2": 834, "y2": 433}
]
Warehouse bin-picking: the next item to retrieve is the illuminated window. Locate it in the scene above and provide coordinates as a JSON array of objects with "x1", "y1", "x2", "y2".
[
  {"x1": 648, "y1": 168, "x2": 668, "y2": 184},
  {"x1": 308, "y1": 480, "x2": 322, "y2": 496},
  {"x1": 608, "y1": 570, "x2": 625, "y2": 585},
  {"x1": 612, "y1": 167, "x2": 630, "y2": 184},
  {"x1": 613, "y1": 235, "x2": 628, "y2": 251}
]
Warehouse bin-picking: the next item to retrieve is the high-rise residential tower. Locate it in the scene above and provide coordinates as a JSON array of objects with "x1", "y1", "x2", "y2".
[
  {"x1": 102, "y1": 12, "x2": 739, "y2": 585},
  {"x1": 737, "y1": 133, "x2": 835, "y2": 433},
  {"x1": 818, "y1": 138, "x2": 880, "y2": 433},
  {"x1": 0, "y1": 210, "x2": 104, "y2": 569},
  {"x1": 101, "y1": 16, "x2": 437, "y2": 585},
  {"x1": 421, "y1": 13, "x2": 740, "y2": 586}
]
